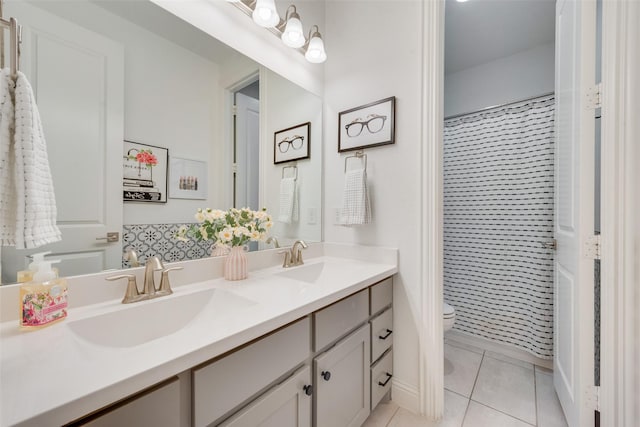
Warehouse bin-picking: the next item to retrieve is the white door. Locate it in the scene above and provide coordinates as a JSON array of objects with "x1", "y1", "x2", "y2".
[
  {"x1": 554, "y1": 1, "x2": 596, "y2": 426},
  {"x1": 1, "y1": 2, "x2": 124, "y2": 282},
  {"x1": 234, "y1": 91, "x2": 260, "y2": 210}
]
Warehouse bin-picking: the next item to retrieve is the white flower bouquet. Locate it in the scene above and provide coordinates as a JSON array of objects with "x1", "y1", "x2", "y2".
[{"x1": 176, "y1": 207, "x2": 273, "y2": 248}]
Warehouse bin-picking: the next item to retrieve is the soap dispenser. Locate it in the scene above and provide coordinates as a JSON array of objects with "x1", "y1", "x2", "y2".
[
  {"x1": 16, "y1": 251, "x2": 58, "y2": 283},
  {"x1": 20, "y1": 259, "x2": 68, "y2": 329}
]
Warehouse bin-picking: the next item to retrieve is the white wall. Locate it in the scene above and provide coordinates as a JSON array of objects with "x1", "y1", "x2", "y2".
[
  {"x1": 262, "y1": 69, "x2": 323, "y2": 245},
  {"x1": 324, "y1": 0, "x2": 424, "y2": 411},
  {"x1": 37, "y1": 2, "x2": 223, "y2": 225},
  {"x1": 151, "y1": 0, "x2": 324, "y2": 97},
  {"x1": 444, "y1": 42, "x2": 555, "y2": 118}
]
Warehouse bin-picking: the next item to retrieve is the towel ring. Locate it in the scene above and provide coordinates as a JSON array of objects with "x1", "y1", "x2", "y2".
[
  {"x1": 282, "y1": 165, "x2": 298, "y2": 180},
  {"x1": 344, "y1": 151, "x2": 367, "y2": 173}
]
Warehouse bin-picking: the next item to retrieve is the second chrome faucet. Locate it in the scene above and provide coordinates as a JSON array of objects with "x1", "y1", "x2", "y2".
[{"x1": 279, "y1": 240, "x2": 308, "y2": 268}]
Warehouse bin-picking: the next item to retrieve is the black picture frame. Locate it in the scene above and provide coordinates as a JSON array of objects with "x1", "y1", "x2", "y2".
[
  {"x1": 338, "y1": 96, "x2": 396, "y2": 152},
  {"x1": 274, "y1": 122, "x2": 311, "y2": 164},
  {"x1": 122, "y1": 140, "x2": 169, "y2": 203}
]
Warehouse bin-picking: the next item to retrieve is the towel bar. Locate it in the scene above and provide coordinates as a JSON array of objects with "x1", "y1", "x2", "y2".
[
  {"x1": 282, "y1": 165, "x2": 298, "y2": 180},
  {"x1": 344, "y1": 151, "x2": 367, "y2": 172}
]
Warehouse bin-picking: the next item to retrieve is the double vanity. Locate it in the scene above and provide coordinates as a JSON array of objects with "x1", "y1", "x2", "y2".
[{"x1": 0, "y1": 243, "x2": 397, "y2": 427}]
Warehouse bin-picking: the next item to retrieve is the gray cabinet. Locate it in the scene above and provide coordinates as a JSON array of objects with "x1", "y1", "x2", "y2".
[
  {"x1": 80, "y1": 378, "x2": 184, "y2": 427},
  {"x1": 193, "y1": 318, "x2": 310, "y2": 427},
  {"x1": 220, "y1": 366, "x2": 312, "y2": 427},
  {"x1": 314, "y1": 324, "x2": 371, "y2": 427}
]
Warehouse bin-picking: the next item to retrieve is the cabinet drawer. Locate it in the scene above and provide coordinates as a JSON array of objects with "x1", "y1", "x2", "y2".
[
  {"x1": 80, "y1": 378, "x2": 182, "y2": 427},
  {"x1": 193, "y1": 317, "x2": 310, "y2": 427},
  {"x1": 314, "y1": 290, "x2": 368, "y2": 351},
  {"x1": 370, "y1": 308, "x2": 393, "y2": 363},
  {"x1": 219, "y1": 366, "x2": 312, "y2": 427},
  {"x1": 371, "y1": 349, "x2": 393, "y2": 410},
  {"x1": 370, "y1": 277, "x2": 393, "y2": 315}
]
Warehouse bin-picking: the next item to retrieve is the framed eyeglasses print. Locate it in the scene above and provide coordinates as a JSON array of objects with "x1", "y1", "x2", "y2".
[
  {"x1": 274, "y1": 122, "x2": 311, "y2": 164},
  {"x1": 338, "y1": 96, "x2": 395, "y2": 152}
]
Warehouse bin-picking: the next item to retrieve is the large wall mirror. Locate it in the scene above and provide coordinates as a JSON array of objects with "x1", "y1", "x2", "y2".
[{"x1": 0, "y1": 0, "x2": 322, "y2": 284}]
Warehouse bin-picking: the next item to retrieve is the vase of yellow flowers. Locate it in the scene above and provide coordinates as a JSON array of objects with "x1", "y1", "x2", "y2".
[{"x1": 176, "y1": 207, "x2": 272, "y2": 281}]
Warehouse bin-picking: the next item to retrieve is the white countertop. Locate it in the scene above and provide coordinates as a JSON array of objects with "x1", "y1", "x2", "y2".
[{"x1": 0, "y1": 243, "x2": 397, "y2": 426}]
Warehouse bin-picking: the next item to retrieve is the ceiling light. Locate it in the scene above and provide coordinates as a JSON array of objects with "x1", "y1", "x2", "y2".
[
  {"x1": 252, "y1": 0, "x2": 280, "y2": 28},
  {"x1": 305, "y1": 26, "x2": 326, "y2": 64},
  {"x1": 281, "y1": 6, "x2": 305, "y2": 48}
]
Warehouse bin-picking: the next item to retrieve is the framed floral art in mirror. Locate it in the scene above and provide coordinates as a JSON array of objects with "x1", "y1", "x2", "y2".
[
  {"x1": 338, "y1": 96, "x2": 395, "y2": 152},
  {"x1": 123, "y1": 140, "x2": 168, "y2": 203}
]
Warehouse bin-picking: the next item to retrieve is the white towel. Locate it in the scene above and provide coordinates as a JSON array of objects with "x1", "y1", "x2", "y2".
[
  {"x1": 0, "y1": 68, "x2": 17, "y2": 246},
  {"x1": 340, "y1": 168, "x2": 371, "y2": 226},
  {"x1": 2, "y1": 71, "x2": 61, "y2": 248},
  {"x1": 278, "y1": 177, "x2": 299, "y2": 224}
]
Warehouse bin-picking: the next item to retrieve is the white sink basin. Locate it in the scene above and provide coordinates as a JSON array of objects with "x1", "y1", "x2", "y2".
[
  {"x1": 68, "y1": 289, "x2": 255, "y2": 347},
  {"x1": 276, "y1": 262, "x2": 327, "y2": 284}
]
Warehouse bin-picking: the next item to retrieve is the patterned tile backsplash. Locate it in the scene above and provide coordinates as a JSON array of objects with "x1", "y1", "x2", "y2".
[{"x1": 122, "y1": 223, "x2": 214, "y2": 267}]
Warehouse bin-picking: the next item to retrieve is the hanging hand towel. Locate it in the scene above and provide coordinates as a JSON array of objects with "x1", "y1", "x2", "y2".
[
  {"x1": 10, "y1": 71, "x2": 61, "y2": 248},
  {"x1": 0, "y1": 68, "x2": 17, "y2": 246},
  {"x1": 340, "y1": 168, "x2": 371, "y2": 226},
  {"x1": 278, "y1": 177, "x2": 299, "y2": 224}
]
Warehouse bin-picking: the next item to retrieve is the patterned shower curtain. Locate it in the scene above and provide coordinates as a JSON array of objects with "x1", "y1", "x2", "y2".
[{"x1": 443, "y1": 94, "x2": 555, "y2": 359}]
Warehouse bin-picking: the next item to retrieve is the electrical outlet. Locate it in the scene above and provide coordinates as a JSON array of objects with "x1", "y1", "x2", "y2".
[
  {"x1": 307, "y1": 207, "x2": 318, "y2": 225},
  {"x1": 334, "y1": 208, "x2": 341, "y2": 225}
]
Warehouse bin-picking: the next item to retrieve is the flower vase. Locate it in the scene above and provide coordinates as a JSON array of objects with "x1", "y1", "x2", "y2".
[
  {"x1": 224, "y1": 246, "x2": 248, "y2": 281},
  {"x1": 211, "y1": 243, "x2": 229, "y2": 257}
]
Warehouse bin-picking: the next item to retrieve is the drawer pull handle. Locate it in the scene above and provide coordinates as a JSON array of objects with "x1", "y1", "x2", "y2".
[
  {"x1": 378, "y1": 372, "x2": 393, "y2": 387},
  {"x1": 303, "y1": 384, "x2": 313, "y2": 396},
  {"x1": 378, "y1": 329, "x2": 393, "y2": 340},
  {"x1": 321, "y1": 371, "x2": 331, "y2": 381}
]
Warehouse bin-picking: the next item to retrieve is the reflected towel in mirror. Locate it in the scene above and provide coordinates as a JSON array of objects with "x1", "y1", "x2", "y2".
[{"x1": 278, "y1": 177, "x2": 299, "y2": 224}]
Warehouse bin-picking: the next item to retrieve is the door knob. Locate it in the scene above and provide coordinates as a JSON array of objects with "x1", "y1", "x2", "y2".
[
  {"x1": 321, "y1": 371, "x2": 331, "y2": 381},
  {"x1": 96, "y1": 232, "x2": 120, "y2": 243},
  {"x1": 541, "y1": 239, "x2": 557, "y2": 250}
]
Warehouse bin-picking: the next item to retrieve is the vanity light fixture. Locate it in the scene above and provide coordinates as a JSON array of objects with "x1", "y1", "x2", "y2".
[
  {"x1": 281, "y1": 5, "x2": 305, "y2": 48},
  {"x1": 252, "y1": 0, "x2": 280, "y2": 28},
  {"x1": 227, "y1": 0, "x2": 327, "y2": 63},
  {"x1": 304, "y1": 25, "x2": 327, "y2": 64}
]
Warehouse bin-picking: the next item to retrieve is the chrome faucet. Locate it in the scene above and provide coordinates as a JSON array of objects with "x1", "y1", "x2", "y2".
[
  {"x1": 106, "y1": 257, "x2": 183, "y2": 304},
  {"x1": 124, "y1": 248, "x2": 140, "y2": 267},
  {"x1": 279, "y1": 240, "x2": 308, "y2": 268},
  {"x1": 266, "y1": 236, "x2": 280, "y2": 248},
  {"x1": 143, "y1": 256, "x2": 164, "y2": 297}
]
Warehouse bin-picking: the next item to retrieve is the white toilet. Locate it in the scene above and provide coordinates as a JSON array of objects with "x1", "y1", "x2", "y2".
[{"x1": 443, "y1": 302, "x2": 456, "y2": 332}]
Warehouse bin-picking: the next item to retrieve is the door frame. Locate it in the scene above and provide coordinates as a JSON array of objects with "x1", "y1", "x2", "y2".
[
  {"x1": 421, "y1": 0, "x2": 637, "y2": 422},
  {"x1": 224, "y1": 71, "x2": 260, "y2": 209},
  {"x1": 600, "y1": 1, "x2": 640, "y2": 425}
]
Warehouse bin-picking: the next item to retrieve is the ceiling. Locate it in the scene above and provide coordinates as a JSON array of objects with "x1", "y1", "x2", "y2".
[{"x1": 445, "y1": 0, "x2": 556, "y2": 74}]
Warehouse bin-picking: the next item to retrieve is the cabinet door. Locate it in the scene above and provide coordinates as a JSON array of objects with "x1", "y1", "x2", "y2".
[
  {"x1": 315, "y1": 324, "x2": 371, "y2": 427},
  {"x1": 220, "y1": 366, "x2": 312, "y2": 427}
]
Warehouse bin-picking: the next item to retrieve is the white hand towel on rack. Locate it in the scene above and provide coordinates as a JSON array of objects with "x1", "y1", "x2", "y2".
[
  {"x1": 0, "y1": 68, "x2": 17, "y2": 246},
  {"x1": 8, "y1": 71, "x2": 61, "y2": 248},
  {"x1": 278, "y1": 177, "x2": 299, "y2": 224},
  {"x1": 339, "y1": 168, "x2": 371, "y2": 226}
]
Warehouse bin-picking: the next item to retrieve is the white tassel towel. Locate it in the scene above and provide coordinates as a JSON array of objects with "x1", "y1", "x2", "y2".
[{"x1": 1, "y1": 70, "x2": 61, "y2": 248}]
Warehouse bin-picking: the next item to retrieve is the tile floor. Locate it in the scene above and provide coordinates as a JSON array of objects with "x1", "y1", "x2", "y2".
[{"x1": 362, "y1": 339, "x2": 568, "y2": 427}]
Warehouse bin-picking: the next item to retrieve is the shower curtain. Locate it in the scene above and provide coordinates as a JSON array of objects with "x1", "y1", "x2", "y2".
[{"x1": 443, "y1": 94, "x2": 555, "y2": 359}]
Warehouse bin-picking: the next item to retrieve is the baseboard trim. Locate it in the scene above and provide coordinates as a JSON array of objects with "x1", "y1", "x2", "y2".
[
  {"x1": 445, "y1": 330, "x2": 553, "y2": 370},
  {"x1": 391, "y1": 379, "x2": 420, "y2": 414}
]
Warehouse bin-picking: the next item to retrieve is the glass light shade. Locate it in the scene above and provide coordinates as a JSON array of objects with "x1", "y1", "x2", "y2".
[
  {"x1": 252, "y1": 0, "x2": 280, "y2": 28},
  {"x1": 305, "y1": 34, "x2": 327, "y2": 63},
  {"x1": 281, "y1": 17, "x2": 305, "y2": 48}
]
